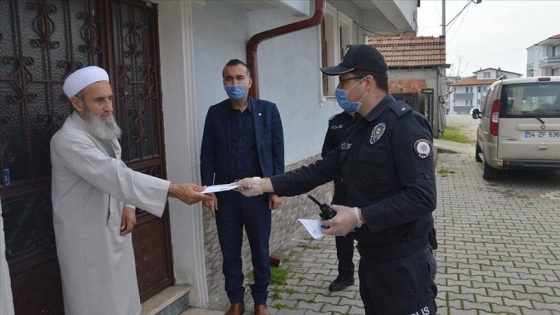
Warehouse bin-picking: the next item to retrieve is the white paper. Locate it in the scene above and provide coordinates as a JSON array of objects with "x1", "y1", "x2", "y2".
[
  {"x1": 202, "y1": 183, "x2": 240, "y2": 194},
  {"x1": 298, "y1": 218, "x2": 327, "y2": 239}
]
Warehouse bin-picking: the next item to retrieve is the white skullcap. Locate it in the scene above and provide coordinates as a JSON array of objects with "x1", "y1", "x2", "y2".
[{"x1": 63, "y1": 66, "x2": 109, "y2": 98}]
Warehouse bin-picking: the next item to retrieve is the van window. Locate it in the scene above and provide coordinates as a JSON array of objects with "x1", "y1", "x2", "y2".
[
  {"x1": 482, "y1": 85, "x2": 495, "y2": 117},
  {"x1": 502, "y1": 82, "x2": 560, "y2": 118}
]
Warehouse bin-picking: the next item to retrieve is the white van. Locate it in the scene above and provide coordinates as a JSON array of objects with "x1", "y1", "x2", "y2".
[{"x1": 471, "y1": 76, "x2": 560, "y2": 180}]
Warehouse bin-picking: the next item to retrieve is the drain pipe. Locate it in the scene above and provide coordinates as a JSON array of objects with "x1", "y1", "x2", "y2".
[{"x1": 246, "y1": 0, "x2": 326, "y2": 99}]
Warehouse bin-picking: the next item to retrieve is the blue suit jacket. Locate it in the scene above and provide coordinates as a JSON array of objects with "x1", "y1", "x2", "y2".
[{"x1": 200, "y1": 97, "x2": 284, "y2": 186}]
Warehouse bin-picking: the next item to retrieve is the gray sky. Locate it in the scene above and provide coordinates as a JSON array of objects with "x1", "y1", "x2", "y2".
[{"x1": 417, "y1": 0, "x2": 560, "y2": 77}]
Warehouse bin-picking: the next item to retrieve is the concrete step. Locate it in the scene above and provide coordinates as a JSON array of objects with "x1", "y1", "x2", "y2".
[
  {"x1": 181, "y1": 308, "x2": 223, "y2": 315},
  {"x1": 141, "y1": 285, "x2": 190, "y2": 315}
]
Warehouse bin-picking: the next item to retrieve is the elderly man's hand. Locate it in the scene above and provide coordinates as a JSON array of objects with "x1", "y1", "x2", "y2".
[
  {"x1": 321, "y1": 205, "x2": 360, "y2": 237},
  {"x1": 169, "y1": 183, "x2": 213, "y2": 205},
  {"x1": 120, "y1": 206, "x2": 137, "y2": 236}
]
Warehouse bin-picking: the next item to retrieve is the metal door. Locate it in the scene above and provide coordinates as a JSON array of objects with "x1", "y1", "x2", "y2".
[{"x1": 0, "y1": 0, "x2": 172, "y2": 313}]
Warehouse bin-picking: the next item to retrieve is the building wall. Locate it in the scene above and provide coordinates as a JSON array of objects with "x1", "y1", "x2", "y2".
[
  {"x1": 450, "y1": 85, "x2": 476, "y2": 114},
  {"x1": 192, "y1": 2, "x2": 340, "y2": 165},
  {"x1": 527, "y1": 42, "x2": 560, "y2": 77},
  {"x1": 390, "y1": 78, "x2": 428, "y2": 93},
  {"x1": 527, "y1": 46, "x2": 542, "y2": 77},
  {"x1": 157, "y1": 0, "x2": 210, "y2": 306},
  {"x1": 188, "y1": 0, "x2": 343, "y2": 305},
  {"x1": 474, "y1": 69, "x2": 521, "y2": 80},
  {"x1": 389, "y1": 68, "x2": 445, "y2": 137},
  {"x1": 450, "y1": 84, "x2": 488, "y2": 114},
  {"x1": 157, "y1": 0, "x2": 418, "y2": 307},
  {"x1": 0, "y1": 0, "x2": 420, "y2": 310}
]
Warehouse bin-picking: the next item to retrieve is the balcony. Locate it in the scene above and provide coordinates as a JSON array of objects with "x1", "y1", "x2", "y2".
[{"x1": 538, "y1": 56, "x2": 560, "y2": 68}]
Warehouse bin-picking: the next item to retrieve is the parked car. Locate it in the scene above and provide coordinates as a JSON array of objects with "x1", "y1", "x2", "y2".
[{"x1": 472, "y1": 76, "x2": 560, "y2": 180}]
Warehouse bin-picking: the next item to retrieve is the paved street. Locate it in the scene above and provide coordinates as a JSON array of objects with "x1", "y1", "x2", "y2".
[
  {"x1": 433, "y1": 142, "x2": 560, "y2": 314},
  {"x1": 187, "y1": 115, "x2": 560, "y2": 315}
]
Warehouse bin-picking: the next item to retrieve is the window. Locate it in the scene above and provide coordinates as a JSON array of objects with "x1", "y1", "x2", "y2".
[
  {"x1": 321, "y1": 4, "x2": 353, "y2": 96},
  {"x1": 553, "y1": 44, "x2": 560, "y2": 57},
  {"x1": 482, "y1": 86, "x2": 495, "y2": 116},
  {"x1": 504, "y1": 83, "x2": 560, "y2": 118},
  {"x1": 483, "y1": 72, "x2": 491, "y2": 78}
]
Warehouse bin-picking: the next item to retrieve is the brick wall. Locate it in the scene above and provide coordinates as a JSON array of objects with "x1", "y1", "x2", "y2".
[{"x1": 389, "y1": 78, "x2": 428, "y2": 93}]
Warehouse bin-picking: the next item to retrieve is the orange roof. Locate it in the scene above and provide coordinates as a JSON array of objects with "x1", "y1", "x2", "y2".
[
  {"x1": 368, "y1": 34, "x2": 448, "y2": 68},
  {"x1": 448, "y1": 76, "x2": 496, "y2": 86}
]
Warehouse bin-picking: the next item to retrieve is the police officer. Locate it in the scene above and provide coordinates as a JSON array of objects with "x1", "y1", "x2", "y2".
[
  {"x1": 236, "y1": 44, "x2": 438, "y2": 315},
  {"x1": 321, "y1": 111, "x2": 357, "y2": 292}
]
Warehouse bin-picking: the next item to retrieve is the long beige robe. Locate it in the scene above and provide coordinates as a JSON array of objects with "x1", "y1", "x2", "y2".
[
  {"x1": 1, "y1": 199, "x2": 15, "y2": 315},
  {"x1": 50, "y1": 112, "x2": 171, "y2": 315}
]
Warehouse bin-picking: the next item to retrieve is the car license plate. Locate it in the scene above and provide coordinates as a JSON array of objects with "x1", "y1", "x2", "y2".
[{"x1": 524, "y1": 130, "x2": 560, "y2": 138}]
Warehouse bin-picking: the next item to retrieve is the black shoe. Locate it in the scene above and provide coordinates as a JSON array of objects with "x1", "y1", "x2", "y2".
[{"x1": 328, "y1": 275, "x2": 354, "y2": 292}]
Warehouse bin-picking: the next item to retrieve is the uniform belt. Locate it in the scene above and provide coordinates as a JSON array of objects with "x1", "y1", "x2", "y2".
[{"x1": 356, "y1": 235, "x2": 429, "y2": 261}]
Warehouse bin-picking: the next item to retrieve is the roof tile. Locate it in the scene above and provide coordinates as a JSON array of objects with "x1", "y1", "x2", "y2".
[
  {"x1": 448, "y1": 76, "x2": 496, "y2": 86},
  {"x1": 368, "y1": 34, "x2": 448, "y2": 68}
]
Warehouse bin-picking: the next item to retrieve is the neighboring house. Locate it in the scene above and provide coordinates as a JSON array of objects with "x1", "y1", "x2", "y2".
[
  {"x1": 527, "y1": 33, "x2": 560, "y2": 77},
  {"x1": 0, "y1": 0, "x2": 419, "y2": 313},
  {"x1": 448, "y1": 68, "x2": 522, "y2": 114},
  {"x1": 369, "y1": 34, "x2": 448, "y2": 137}
]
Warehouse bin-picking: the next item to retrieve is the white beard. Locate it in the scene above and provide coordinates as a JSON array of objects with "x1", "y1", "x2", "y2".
[{"x1": 83, "y1": 110, "x2": 122, "y2": 141}]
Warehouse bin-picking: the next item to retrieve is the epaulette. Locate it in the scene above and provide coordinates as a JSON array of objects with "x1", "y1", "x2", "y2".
[
  {"x1": 390, "y1": 100, "x2": 413, "y2": 117},
  {"x1": 329, "y1": 111, "x2": 347, "y2": 122}
]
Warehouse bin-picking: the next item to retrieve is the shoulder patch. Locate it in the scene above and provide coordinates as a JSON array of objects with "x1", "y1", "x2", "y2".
[
  {"x1": 328, "y1": 114, "x2": 336, "y2": 121},
  {"x1": 414, "y1": 139, "x2": 432, "y2": 159},
  {"x1": 390, "y1": 100, "x2": 413, "y2": 117}
]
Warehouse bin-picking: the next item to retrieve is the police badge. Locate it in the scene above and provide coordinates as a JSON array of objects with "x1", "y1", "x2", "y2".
[
  {"x1": 370, "y1": 123, "x2": 386, "y2": 144},
  {"x1": 414, "y1": 139, "x2": 432, "y2": 159}
]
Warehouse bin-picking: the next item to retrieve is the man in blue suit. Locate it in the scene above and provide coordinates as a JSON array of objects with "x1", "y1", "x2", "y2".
[{"x1": 200, "y1": 59, "x2": 284, "y2": 315}]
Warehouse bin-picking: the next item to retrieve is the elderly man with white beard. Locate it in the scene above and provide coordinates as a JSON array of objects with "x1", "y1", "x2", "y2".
[{"x1": 50, "y1": 66, "x2": 212, "y2": 315}]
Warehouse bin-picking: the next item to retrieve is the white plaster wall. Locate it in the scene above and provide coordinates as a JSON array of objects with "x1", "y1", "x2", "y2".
[
  {"x1": 245, "y1": 9, "x2": 340, "y2": 164},
  {"x1": 155, "y1": 0, "x2": 342, "y2": 307},
  {"x1": 155, "y1": 0, "x2": 346, "y2": 307},
  {"x1": 393, "y1": 0, "x2": 418, "y2": 30},
  {"x1": 154, "y1": 0, "x2": 379, "y2": 307},
  {"x1": 192, "y1": 1, "x2": 252, "y2": 142},
  {"x1": 191, "y1": 1, "x2": 341, "y2": 165}
]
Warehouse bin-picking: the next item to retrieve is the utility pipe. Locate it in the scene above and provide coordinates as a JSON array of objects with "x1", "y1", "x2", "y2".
[{"x1": 246, "y1": 0, "x2": 326, "y2": 99}]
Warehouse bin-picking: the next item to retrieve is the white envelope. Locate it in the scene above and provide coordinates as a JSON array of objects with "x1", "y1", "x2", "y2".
[
  {"x1": 298, "y1": 218, "x2": 327, "y2": 239},
  {"x1": 202, "y1": 183, "x2": 240, "y2": 194}
]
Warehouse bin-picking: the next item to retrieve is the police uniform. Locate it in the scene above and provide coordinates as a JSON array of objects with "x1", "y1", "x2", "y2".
[
  {"x1": 321, "y1": 112, "x2": 356, "y2": 286},
  {"x1": 271, "y1": 95, "x2": 438, "y2": 314}
]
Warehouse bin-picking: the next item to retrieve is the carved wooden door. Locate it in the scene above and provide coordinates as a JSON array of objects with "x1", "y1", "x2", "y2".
[{"x1": 0, "y1": 0, "x2": 173, "y2": 313}]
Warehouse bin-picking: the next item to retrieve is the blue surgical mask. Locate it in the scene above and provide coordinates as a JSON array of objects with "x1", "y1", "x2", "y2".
[
  {"x1": 335, "y1": 78, "x2": 367, "y2": 113},
  {"x1": 224, "y1": 84, "x2": 247, "y2": 101}
]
